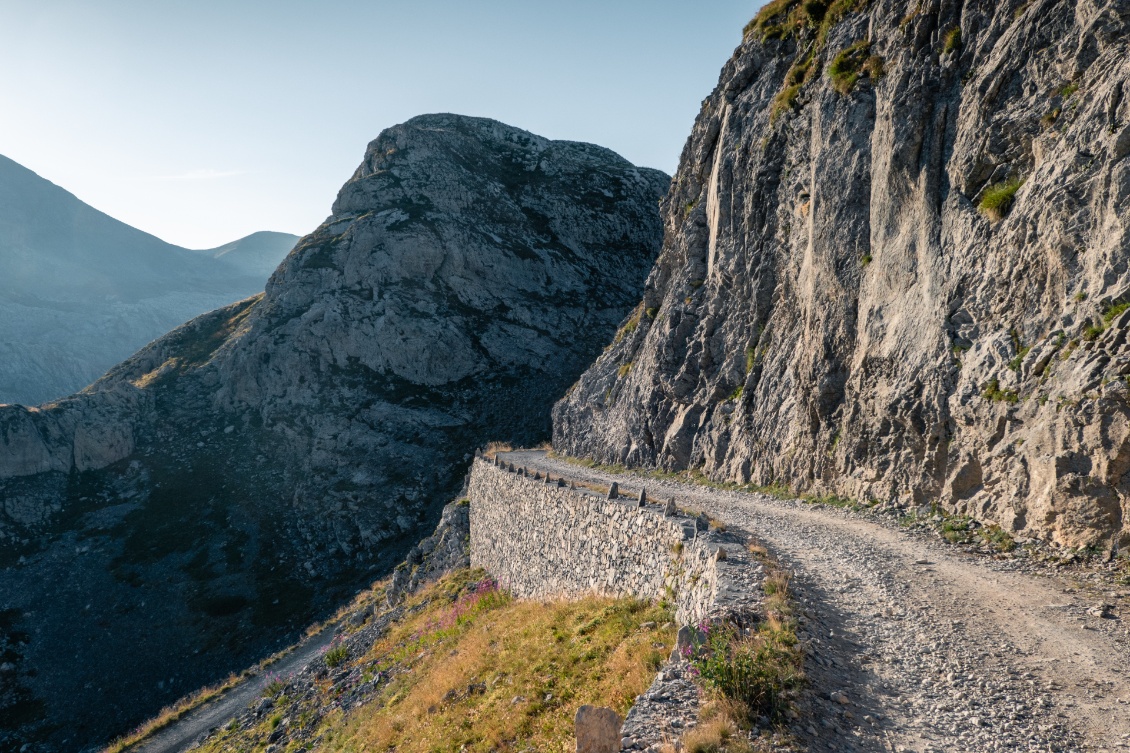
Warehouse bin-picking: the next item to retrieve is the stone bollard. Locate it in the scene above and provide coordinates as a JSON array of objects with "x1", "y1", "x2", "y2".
[
  {"x1": 533, "y1": 471, "x2": 542, "y2": 480},
  {"x1": 637, "y1": 488, "x2": 647, "y2": 507},
  {"x1": 558, "y1": 478, "x2": 567, "y2": 488},
  {"x1": 507, "y1": 462, "x2": 515, "y2": 472},
  {"x1": 607, "y1": 482, "x2": 619, "y2": 500},
  {"x1": 574, "y1": 705, "x2": 622, "y2": 753},
  {"x1": 696, "y1": 513, "x2": 709, "y2": 531},
  {"x1": 570, "y1": 481, "x2": 577, "y2": 490},
  {"x1": 664, "y1": 497, "x2": 677, "y2": 516},
  {"x1": 544, "y1": 474, "x2": 553, "y2": 485}
]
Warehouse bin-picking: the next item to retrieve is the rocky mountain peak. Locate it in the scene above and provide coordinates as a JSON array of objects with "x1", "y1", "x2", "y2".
[{"x1": 0, "y1": 114, "x2": 667, "y2": 752}]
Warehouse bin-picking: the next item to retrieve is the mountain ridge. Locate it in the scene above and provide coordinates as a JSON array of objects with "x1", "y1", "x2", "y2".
[{"x1": 0, "y1": 155, "x2": 297, "y2": 405}]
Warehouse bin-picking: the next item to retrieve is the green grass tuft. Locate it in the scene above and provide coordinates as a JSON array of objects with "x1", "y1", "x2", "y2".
[
  {"x1": 324, "y1": 644, "x2": 348, "y2": 668},
  {"x1": 828, "y1": 40, "x2": 872, "y2": 94},
  {"x1": 982, "y1": 378, "x2": 1019, "y2": 404},
  {"x1": 942, "y1": 26, "x2": 962, "y2": 54},
  {"x1": 978, "y1": 178, "x2": 1024, "y2": 222},
  {"x1": 1102, "y1": 300, "x2": 1130, "y2": 325}
]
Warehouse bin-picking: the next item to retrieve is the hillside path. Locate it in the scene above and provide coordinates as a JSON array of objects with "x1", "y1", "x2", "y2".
[
  {"x1": 129, "y1": 628, "x2": 337, "y2": 753},
  {"x1": 505, "y1": 451, "x2": 1130, "y2": 753}
]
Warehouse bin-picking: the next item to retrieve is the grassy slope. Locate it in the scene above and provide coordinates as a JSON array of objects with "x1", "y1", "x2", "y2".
[{"x1": 197, "y1": 569, "x2": 676, "y2": 753}]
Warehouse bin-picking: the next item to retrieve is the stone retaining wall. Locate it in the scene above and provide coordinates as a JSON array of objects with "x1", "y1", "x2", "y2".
[{"x1": 468, "y1": 456, "x2": 743, "y2": 626}]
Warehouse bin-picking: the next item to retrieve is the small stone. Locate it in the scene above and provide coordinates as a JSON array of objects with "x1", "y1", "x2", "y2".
[
  {"x1": 575, "y1": 705, "x2": 622, "y2": 753},
  {"x1": 1087, "y1": 604, "x2": 1114, "y2": 618}
]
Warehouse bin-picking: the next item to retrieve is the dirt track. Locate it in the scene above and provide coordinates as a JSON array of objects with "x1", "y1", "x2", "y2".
[
  {"x1": 508, "y1": 450, "x2": 1130, "y2": 753},
  {"x1": 128, "y1": 627, "x2": 337, "y2": 753}
]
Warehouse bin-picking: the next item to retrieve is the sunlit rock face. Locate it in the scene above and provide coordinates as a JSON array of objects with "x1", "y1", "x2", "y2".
[
  {"x1": 555, "y1": 0, "x2": 1130, "y2": 550},
  {"x1": 0, "y1": 113, "x2": 667, "y2": 751}
]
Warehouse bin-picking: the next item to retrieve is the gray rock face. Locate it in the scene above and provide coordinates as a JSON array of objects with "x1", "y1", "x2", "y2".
[
  {"x1": 554, "y1": 0, "x2": 1130, "y2": 549},
  {"x1": 0, "y1": 114, "x2": 666, "y2": 751},
  {"x1": 0, "y1": 155, "x2": 297, "y2": 405}
]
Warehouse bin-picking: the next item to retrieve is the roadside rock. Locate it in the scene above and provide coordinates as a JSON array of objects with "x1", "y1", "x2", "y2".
[{"x1": 575, "y1": 705, "x2": 622, "y2": 753}]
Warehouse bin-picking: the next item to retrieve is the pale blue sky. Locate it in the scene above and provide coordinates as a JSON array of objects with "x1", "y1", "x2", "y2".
[{"x1": 0, "y1": 1, "x2": 758, "y2": 248}]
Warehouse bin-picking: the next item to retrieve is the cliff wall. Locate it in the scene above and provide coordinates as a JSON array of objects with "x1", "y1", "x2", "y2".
[{"x1": 555, "y1": 0, "x2": 1130, "y2": 549}]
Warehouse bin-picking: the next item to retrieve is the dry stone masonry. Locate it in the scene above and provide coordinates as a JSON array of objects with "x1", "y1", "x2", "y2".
[{"x1": 469, "y1": 456, "x2": 750, "y2": 626}]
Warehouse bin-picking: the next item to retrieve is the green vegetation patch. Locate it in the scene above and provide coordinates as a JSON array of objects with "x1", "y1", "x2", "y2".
[
  {"x1": 828, "y1": 40, "x2": 883, "y2": 94},
  {"x1": 982, "y1": 378, "x2": 1019, "y2": 404},
  {"x1": 978, "y1": 178, "x2": 1024, "y2": 222},
  {"x1": 942, "y1": 26, "x2": 962, "y2": 54},
  {"x1": 1103, "y1": 300, "x2": 1130, "y2": 325},
  {"x1": 753, "y1": 0, "x2": 875, "y2": 121},
  {"x1": 679, "y1": 551, "x2": 803, "y2": 751}
]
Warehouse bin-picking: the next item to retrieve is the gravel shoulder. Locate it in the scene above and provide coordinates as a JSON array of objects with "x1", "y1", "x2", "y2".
[{"x1": 508, "y1": 451, "x2": 1130, "y2": 753}]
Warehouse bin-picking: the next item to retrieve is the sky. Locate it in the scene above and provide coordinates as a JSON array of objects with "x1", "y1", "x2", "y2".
[{"x1": 0, "y1": 1, "x2": 759, "y2": 249}]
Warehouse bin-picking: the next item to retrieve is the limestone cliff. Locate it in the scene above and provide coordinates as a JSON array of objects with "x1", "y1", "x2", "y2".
[
  {"x1": 0, "y1": 114, "x2": 666, "y2": 751},
  {"x1": 554, "y1": 0, "x2": 1130, "y2": 550}
]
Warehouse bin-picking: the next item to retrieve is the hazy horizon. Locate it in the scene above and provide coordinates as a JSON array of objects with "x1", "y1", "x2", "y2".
[{"x1": 0, "y1": 0, "x2": 760, "y2": 248}]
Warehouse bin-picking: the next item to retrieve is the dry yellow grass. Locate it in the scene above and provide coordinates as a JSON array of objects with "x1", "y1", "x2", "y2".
[
  {"x1": 192, "y1": 570, "x2": 674, "y2": 753},
  {"x1": 319, "y1": 574, "x2": 674, "y2": 753},
  {"x1": 482, "y1": 441, "x2": 514, "y2": 459}
]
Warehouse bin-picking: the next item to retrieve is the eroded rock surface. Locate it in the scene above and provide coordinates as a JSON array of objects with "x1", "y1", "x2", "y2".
[
  {"x1": 555, "y1": 0, "x2": 1130, "y2": 550},
  {"x1": 0, "y1": 114, "x2": 666, "y2": 752}
]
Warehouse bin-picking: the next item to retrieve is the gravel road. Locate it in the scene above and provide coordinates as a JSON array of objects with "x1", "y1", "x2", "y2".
[{"x1": 506, "y1": 451, "x2": 1130, "y2": 753}]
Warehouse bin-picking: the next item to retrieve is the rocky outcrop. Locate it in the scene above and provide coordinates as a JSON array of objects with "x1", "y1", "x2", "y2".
[
  {"x1": 555, "y1": 0, "x2": 1130, "y2": 550},
  {"x1": 0, "y1": 114, "x2": 666, "y2": 752},
  {"x1": 384, "y1": 498, "x2": 471, "y2": 607}
]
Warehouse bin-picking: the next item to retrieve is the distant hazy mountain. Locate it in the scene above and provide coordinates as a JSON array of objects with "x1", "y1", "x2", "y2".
[
  {"x1": 0, "y1": 155, "x2": 297, "y2": 405},
  {"x1": 193, "y1": 230, "x2": 300, "y2": 278}
]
